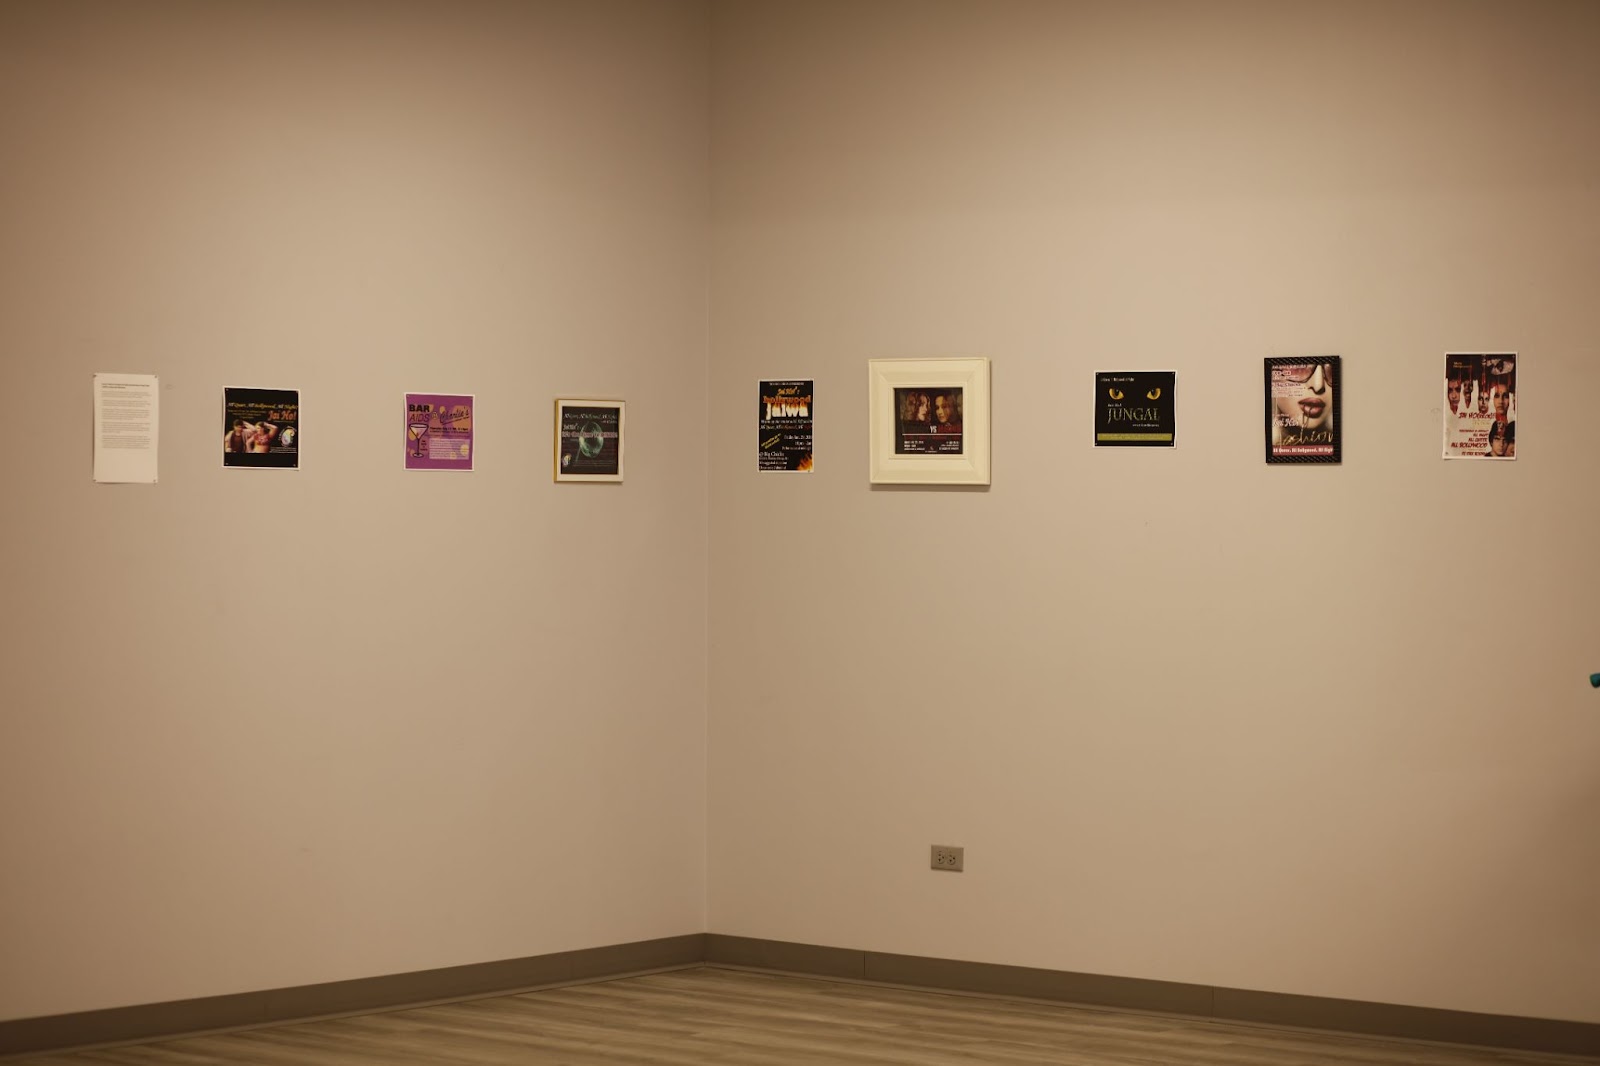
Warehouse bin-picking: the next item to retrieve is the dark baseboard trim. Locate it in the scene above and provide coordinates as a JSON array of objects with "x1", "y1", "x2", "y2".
[
  {"x1": 8, "y1": 933, "x2": 1596, "y2": 1060},
  {"x1": 0, "y1": 933, "x2": 705, "y2": 1059},
  {"x1": 704, "y1": 935, "x2": 1600, "y2": 1059}
]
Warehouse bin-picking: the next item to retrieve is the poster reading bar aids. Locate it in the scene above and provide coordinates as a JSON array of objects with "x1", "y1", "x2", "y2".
[
  {"x1": 405, "y1": 393, "x2": 474, "y2": 470},
  {"x1": 555, "y1": 398, "x2": 624, "y2": 482},
  {"x1": 1443, "y1": 353, "x2": 1516, "y2": 460},
  {"x1": 758, "y1": 379, "x2": 814, "y2": 472}
]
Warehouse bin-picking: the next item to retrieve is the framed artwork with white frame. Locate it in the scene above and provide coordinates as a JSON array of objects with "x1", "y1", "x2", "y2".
[
  {"x1": 554, "y1": 398, "x2": 625, "y2": 482},
  {"x1": 868, "y1": 357, "x2": 991, "y2": 485}
]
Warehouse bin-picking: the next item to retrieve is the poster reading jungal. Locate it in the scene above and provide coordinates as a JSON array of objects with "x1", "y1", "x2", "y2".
[
  {"x1": 1443, "y1": 353, "x2": 1516, "y2": 460},
  {"x1": 1094, "y1": 371, "x2": 1175, "y2": 446},
  {"x1": 758, "y1": 379, "x2": 814, "y2": 472}
]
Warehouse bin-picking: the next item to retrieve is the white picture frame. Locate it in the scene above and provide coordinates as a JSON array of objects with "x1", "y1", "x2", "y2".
[
  {"x1": 868, "y1": 357, "x2": 991, "y2": 485},
  {"x1": 554, "y1": 398, "x2": 625, "y2": 482}
]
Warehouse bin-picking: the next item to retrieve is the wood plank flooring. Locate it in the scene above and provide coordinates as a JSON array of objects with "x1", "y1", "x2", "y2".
[{"x1": 18, "y1": 967, "x2": 1598, "y2": 1066}]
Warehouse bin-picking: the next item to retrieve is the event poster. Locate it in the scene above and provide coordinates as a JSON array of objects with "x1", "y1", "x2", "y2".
[
  {"x1": 758, "y1": 379, "x2": 814, "y2": 472},
  {"x1": 555, "y1": 399, "x2": 624, "y2": 481},
  {"x1": 223, "y1": 387, "x2": 299, "y2": 469},
  {"x1": 1094, "y1": 371, "x2": 1175, "y2": 446},
  {"x1": 1443, "y1": 353, "x2": 1516, "y2": 460},
  {"x1": 894, "y1": 386, "x2": 963, "y2": 454},
  {"x1": 405, "y1": 393, "x2": 474, "y2": 470},
  {"x1": 1264, "y1": 357, "x2": 1340, "y2": 464}
]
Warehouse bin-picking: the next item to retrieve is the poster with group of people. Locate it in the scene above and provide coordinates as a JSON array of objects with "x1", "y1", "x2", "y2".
[
  {"x1": 223, "y1": 387, "x2": 299, "y2": 468},
  {"x1": 1443, "y1": 353, "x2": 1516, "y2": 460}
]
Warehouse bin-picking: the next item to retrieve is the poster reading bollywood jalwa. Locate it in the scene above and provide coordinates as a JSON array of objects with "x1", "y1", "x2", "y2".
[
  {"x1": 1095, "y1": 371, "x2": 1175, "y2": 446},
  {"x1": 1443, "y1": 353, "x2": 1516, "y2": 460},
  {"x1": 223, "y1": 387, "x2": 299, "y2": 469},
  {"x1": 404, "y1": 393, "x2": 474, "y2": 470},
  {"x1": 555, "y1": 399, "x2": 624, "y2": 482},
  {"x1": 758, "y1": 379, "x2": 814, "y2": 472},
  {"x1": 1265, "y1": 357, "x2": 1340, "y2": 464}
]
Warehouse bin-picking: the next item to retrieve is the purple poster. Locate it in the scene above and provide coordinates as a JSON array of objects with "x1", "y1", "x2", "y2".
[{"x1": 405, "y1": 393, "x2": 474, "y2": 470}]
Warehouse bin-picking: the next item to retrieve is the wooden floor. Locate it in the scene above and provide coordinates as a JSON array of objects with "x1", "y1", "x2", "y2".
[{"x1": 19, "y1": 967, "x2": 1598, "y2": 1066}]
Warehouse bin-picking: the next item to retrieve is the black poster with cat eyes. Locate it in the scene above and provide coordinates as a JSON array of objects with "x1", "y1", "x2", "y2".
[
  {"x1": 1264, "y1": 356, "x2": 1341, "y2": 464},
  {"x1": 1094, "y1": 371, "x2": 1175, "y2": 446}
]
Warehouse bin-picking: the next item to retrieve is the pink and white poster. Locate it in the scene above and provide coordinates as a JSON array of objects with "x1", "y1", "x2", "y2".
[{"x1": 1443, "y1": 354, "x2": 1516, "y2": 460}]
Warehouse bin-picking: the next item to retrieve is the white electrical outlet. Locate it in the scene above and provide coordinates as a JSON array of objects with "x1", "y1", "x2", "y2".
[{"x1": 930, "y1": 845, "x2": 964, "y2": 872}]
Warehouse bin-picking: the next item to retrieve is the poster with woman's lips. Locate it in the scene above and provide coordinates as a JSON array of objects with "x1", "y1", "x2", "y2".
[{"x1": 1265, "y1": 357, "x2": 1340, "y2": 464}]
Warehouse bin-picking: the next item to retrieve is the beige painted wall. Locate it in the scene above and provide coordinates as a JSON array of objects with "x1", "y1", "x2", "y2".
[
  {"x1": 4, "y1": 0, "x2": 1598, "y2": 1033},
  {"x1": 708, "y1": 0, "x2": 1600, "y2": 1023},
  {"x1": 0, "y1": 1, "x2": 709, "y2": 1021}
]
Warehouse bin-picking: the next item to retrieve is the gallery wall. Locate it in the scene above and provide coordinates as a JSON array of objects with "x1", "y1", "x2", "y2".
[
  {"x1": 5, "y1": 0, "x2": 1598, "y2": 1035},
  {"x1": 707, "y1": 0, "x2": 1600, "y2": 1023},
  {"x1": 0, "y1": 0, "x2": 710, "y2": 1021}
]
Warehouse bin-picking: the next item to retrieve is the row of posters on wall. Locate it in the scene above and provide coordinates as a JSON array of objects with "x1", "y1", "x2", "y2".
[
  {"x1": 87, "y1": 354, "x2": 1516, "y2": 484},
  {"x1": 91, "y1": 383, "x2": 623, "y2": 483},
  {"x1": 759, "y1": 353, "x2": 1518, "y2": 472}
]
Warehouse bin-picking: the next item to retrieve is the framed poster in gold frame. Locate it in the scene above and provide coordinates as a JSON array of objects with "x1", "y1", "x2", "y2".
[{"x1": 554, "y1": 398, "x2": 625, "y2": 482}]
